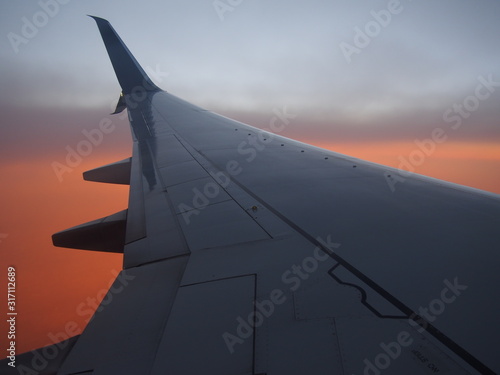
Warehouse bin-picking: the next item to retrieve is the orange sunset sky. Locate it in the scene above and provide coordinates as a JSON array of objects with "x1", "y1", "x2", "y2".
[
  {"x1": 1, "y1": 0, "x2": 500, "y2": 359},
  {"x1": 0, "y1": 136, "x2": 499, "y2": 355}
]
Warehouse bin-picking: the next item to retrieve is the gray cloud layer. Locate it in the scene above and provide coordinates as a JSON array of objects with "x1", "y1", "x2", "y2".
[{"x1": 1, "y1": 0, "x2": 499, "y2": 154}]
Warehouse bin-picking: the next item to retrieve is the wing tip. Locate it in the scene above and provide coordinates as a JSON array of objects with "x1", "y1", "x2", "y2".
[
  {"x1": 87, "y1": 14, "x2": 105, "y2": 21},
  {"x1": 88, "y1": 15, "x2": 161, "y2": 94}
]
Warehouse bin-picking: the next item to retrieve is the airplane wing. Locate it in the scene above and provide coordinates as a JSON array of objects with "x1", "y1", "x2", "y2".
[{"x1": 3, "y1": 16, "x2": 499, "y2": 375}]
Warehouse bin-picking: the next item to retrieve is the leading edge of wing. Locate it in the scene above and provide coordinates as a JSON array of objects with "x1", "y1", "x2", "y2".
[{"x1": 88, "y1": 16, "x2": 160, "y2": 94}]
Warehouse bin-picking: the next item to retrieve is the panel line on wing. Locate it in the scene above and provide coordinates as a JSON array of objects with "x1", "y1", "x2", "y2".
[
  {"x1": 187, "y1": 151, "x2": 496, "y2": 375},
  {"x1": 171, "y1": 133, "x2": 281, "y2": 240}
]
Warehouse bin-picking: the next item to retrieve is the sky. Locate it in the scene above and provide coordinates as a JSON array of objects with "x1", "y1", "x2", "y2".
[{"x1": 1, "y1": 0, "x2": 499, "y2": 356}]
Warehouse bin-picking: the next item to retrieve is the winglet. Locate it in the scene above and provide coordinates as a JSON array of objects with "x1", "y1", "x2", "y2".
[{"x1": 89, "y1": 16, "x2": 160, "y2": 94}]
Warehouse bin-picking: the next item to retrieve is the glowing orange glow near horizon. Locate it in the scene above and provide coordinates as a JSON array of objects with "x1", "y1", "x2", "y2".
[
  {"x1": 314, "y1": 140, "x2": 500, "y2": 194},
  {"x1": 0, "y1": 155, "x2": 127, "y2": 355},
  {"x1": 1, "y1": 139, "x2": 499, "y2": 356}
]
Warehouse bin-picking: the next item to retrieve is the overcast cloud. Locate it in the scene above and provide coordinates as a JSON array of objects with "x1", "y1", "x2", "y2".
[{"x1": 1, "y1": 0, "x2": 499, "y2": 158}]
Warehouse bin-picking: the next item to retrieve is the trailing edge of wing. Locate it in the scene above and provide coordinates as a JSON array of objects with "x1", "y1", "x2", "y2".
[
  {"x1": 0, "y1": 336, "x2": 79, "y2": 374},
  {"x1": 88, "y1": 16, "x2": 160, "y2": 94}
]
